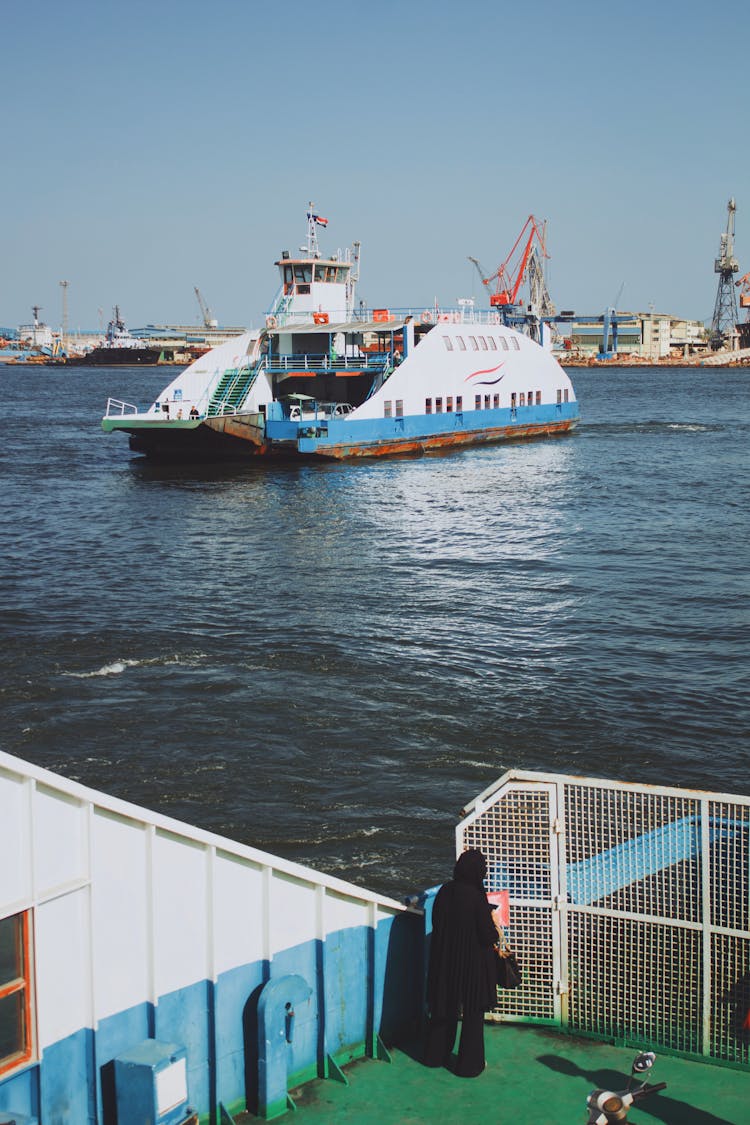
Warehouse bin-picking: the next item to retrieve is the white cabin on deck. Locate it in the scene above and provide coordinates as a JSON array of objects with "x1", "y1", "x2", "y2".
[{"x1": 267, "y1": 207, "x2": 359, "y2": 330}]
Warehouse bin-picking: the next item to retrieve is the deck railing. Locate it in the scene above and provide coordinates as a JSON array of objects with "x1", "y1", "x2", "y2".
[
  {"x1": 104, "y1": 397, "x2": 139, "y2": 416},
  {"x1": 457, "y1": 770, "x2": 750, "y2": 1068}
]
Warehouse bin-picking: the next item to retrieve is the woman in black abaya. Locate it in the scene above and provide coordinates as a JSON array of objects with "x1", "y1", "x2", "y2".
[{"x1": 424, "y1": 848, "x2": 501, "y2": 1077}]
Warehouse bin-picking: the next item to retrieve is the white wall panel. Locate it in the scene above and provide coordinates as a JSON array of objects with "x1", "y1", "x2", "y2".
[
  {"x1": 33, "y1": 786, "x2": 88, "y2": 894},
  {"x1": 36, "y1": 890, "x2": 92, "y2": 1047},
  {"x1": 0, "y1": 770, "x2": 31, "y2": 910},
  {"x1": 152, "y1": 832, "x2": 208, "y2": 995},
  {"x1": 268, "y1": 874, "x2": 317, "y2": 953},
  {"x1": 213, "y1": 852, "x2": 265, "y2": 974},
  {"x1": 91, "y1": 811, "x2": 151, "y2": 1020},
  {"x1": 325, "y1": 893, "x2": 370, "y2": 935}
]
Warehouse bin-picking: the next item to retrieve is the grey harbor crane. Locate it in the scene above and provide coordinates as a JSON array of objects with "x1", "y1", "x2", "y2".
[{"x1": 709, "y1": 198, "x2": 739, "y2": 350}]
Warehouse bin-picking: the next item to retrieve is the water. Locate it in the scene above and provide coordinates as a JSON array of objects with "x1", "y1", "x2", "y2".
[{"x1": 1, "y1": 364, "x2": 748, "y2": 896}]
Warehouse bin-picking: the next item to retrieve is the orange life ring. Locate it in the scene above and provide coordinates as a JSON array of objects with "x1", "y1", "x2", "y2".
[
  {"x1": 421, "y1": 310, "x2": 434, "y2": 324},
  {"x1": 266, "y1": 315, "x2": 278, "y2": 329}
]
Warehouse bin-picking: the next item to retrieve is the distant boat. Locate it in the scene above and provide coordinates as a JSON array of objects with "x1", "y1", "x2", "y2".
[{"x1": 76, "y1": 307, "x2": 162, "y2": 366}]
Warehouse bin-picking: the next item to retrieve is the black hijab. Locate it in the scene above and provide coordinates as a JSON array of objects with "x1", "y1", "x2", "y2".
[{"x1": 453, "y1": 848, "x2": 487, "y2": 890}]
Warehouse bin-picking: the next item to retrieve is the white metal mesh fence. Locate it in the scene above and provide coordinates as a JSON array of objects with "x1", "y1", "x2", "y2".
[{"x1": 458, "y1": 772, "x2": 750, "y2": 1067}]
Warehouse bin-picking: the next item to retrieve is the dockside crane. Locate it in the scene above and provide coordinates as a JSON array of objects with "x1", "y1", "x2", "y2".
[
  {"x1": 194, "y1": 287, "x2": 217, "y2": 329},
  {"x1": 474, "y1": 215, "x2": 552, "y2": 312},
  {"x1": 709, "y1": 198, "x2": 739, "y2": 349},
  {"x1": 735, "y1": 271, "x2": 750, "y2": 318}
]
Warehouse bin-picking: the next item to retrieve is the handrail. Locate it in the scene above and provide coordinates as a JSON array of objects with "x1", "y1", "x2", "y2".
[
  {"x1": 265, "y1": 352, "x2": 390, "y2": 374},
  {"x1": 105, "y1": 397, "x2": 139, "y2": 416}
]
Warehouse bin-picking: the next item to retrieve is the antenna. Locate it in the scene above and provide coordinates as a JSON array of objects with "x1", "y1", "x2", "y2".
[{"x1": 59, "y1": 281, "x2": 69, "y2": 351}]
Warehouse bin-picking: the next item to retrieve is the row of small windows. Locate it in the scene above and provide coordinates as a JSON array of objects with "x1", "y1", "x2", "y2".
[
  {"x1": 382, "y1": 388, "x2": 570, "y2": 416},
  {"x1": 443, "y1": 334, "x2": 520, "y2": 352}
]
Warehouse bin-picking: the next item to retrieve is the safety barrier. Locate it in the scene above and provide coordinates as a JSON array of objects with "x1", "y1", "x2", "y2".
[{"x1": 458, "y1": 770, "x2": 750, "y2": 1067}]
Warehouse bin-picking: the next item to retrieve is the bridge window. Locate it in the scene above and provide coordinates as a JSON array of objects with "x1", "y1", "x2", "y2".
[
  {"x1": 500, "y1": 337, "x2": 509, "y2": 351},
  {"x1": 443, "y1": 336, "x2": 453, "y2": 351},
  {"x1": 446, "y1": 396, "x2": 453, "y2": 412},
  {"x1": 493, "y1": 394, "x2": 499, "y2": 408},
  {"x1": 384, "y1": 401, "x2": 392, "y2": 417},
  {"x1": 511, "y1": 338, "x2": 520, "y2": 350},
  {"x1": 475, "y1": 394, "x2": 481, "y2": 409},
  {"x1": 0, "y1": 911, "x2": 34, "y2": 1078},
  {"x1": 456, "y1": 336, "x2": 466, "y2": 351},
  {"x1": 488, "y1": 337, "x2": 497, "y2": 350},
  {"x1": 469, "y1": 336, "x2": 478, "y2": 350},
  {"x1": 395, "y1": 400, "x2": 404, "y2": 417},
  {"x1": 425, "y1": 398, "x2": 432, "y2": 414},
  {"x1": 456, "y1": 396, "x2": 462, "y2": 411},
  {"x1": 478, "y1": 336, "x2": 488, "y2": 350}
]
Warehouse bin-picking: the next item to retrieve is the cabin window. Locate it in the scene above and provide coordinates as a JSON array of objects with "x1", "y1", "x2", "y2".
[
  {"x1": 500, "y1": 337, "x2": 509, "y2": 351},
  {"x1": 475, "y1": 394, "x2": 482, "y2": 409},
  {"x1": 456, "y1": 396, "x2": 462, "y2": 411},
  {"x1": 435, "y1": 397, "x2": 443, "y2": 413},
  {"x1": 478, "y1": 336, "x2": 488, "y2": 350},
  {"x1": 443, "y1": 336, "x2": 453, "y2": 351},
  {"x1": 564, "y1": 389, "x2": 569, "y2": 402},
  {"x1": 511, "y1": 392, "x2": 517, "y2": 407},
  {"x1": 294, "y1": 265, "x2": 313, "y2": 283},
  {"x1": 0, "y1": 912, "x2": 34, "y2": 1077},
  {"x1": 446, "y1": 396, "x2": 453, "y2": 412},
  {"x1": 536, "y1": 390, "x2": 541, "y2": 405},
  {"x1": 528, "y1": 391, "x2": 533, "y2": 405},
  {"x1": 557, "y1": 389, "x2": 562, "y2": 404},
  {"x1": 395, "y1": 400, "x2": 404, "y2": 417},
  {"x1": 426, "y1": 398, "x2": 433, "y2": 414},
  {"x1": 493, "y1": 394, "x2": 500, "y2": 408},
  {"x1": 519, "y1": 393, "x2": 525, "y2": 406},
  {"x1": 484, "y1": 394, "x2": 491, "y2": 409},
  {"x1": 488, "y1": 337, "x2": 497, "y2": 350},
  {"x1": 469, "y1": 336, "x2": 478, "y2": 350},
  {"x1": 511, "y1": 338, "x2": 520, "y2": 350},
  {"x1": 456, "y1": 336, "x2": 466, "y2": 351},
  {"x1": 384, "y1": 401, "x2": 392, "y2": 417}
]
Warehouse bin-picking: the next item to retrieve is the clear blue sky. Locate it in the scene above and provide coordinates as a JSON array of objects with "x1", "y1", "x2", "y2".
[{"x1": 2, "y1": 0, "x2": 749, "y2": 331}]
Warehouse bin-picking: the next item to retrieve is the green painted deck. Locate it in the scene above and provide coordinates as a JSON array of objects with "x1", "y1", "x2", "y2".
[{"x1": 270, "y1": 1025, "x2": 748, "y2": 1125}]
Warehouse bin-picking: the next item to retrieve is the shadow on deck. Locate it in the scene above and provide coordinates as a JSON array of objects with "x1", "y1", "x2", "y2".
[{"x1": 235, "y1": 1023, "x2": 748, "y2": 1124}]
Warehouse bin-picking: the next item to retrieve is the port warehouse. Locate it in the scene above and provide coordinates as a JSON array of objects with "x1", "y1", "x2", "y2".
[
  {"x1": 2, "y1": 752, "x2": 748, "y2": 1123},
  {"x1": 1, "y1": 311, "x2": 709, "y2": 361}
]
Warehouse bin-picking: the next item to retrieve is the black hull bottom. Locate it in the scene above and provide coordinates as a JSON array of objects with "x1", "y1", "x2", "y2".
[{"x1": 75, "y1": 348, "x2": 165, "y2": 366}]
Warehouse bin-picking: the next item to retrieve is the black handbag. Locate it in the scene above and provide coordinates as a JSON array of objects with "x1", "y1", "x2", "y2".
[{"x1": 495, "y1": 930, "x2": 522, "y2": 989}]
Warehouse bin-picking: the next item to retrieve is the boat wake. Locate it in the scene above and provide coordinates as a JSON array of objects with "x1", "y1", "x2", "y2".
[{"x1": 65, "y1": 653, "x2": 206, "y2": 678}]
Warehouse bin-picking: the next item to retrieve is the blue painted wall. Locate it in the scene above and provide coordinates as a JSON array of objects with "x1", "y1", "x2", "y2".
[{"x1": 0, "y1": 914, "x2": 423, "y2": 1123}]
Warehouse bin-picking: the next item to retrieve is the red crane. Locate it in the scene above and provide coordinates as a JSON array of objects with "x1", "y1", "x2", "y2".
[
  {"x1": 735, "y1": 271, "x2": 750, "y2": 314},
  {"x1": 479, "y1": 215, "x2": 550, "y2": 308}
]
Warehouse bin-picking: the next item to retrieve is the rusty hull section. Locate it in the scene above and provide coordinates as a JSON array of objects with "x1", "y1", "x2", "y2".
[{"x1": 308, "y1": 418, "x2": 577, "y2": 460}]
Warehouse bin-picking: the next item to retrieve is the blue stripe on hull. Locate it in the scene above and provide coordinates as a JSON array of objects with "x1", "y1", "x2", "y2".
[{"x1": 267, "y1": 403, "x2": 578, "y2": 458}]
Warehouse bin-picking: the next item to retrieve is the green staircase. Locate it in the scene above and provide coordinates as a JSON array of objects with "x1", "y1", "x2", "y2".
[{"x1": 207, "y1": 363, "x2": 261, "y2": 416}]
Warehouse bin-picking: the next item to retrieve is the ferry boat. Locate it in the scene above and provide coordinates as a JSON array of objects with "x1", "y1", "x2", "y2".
[{"x1": 102, "y1": 210, "x2": 579, "y2": 460}]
